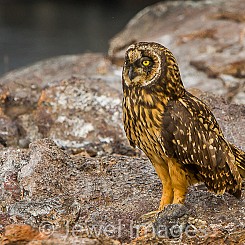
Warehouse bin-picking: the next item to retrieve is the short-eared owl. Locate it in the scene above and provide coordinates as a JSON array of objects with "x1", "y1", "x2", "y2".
[{"x1": 122, "y1": 42, "x2": 245, "y2": 211}]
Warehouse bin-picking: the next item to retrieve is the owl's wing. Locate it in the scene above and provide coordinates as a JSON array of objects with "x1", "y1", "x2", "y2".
[{"x1": 161, "y1": 93, "x2": 241, "y2": 197}]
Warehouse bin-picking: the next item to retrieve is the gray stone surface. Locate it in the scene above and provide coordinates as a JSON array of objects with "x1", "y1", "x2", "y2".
[{"x1": 0, "y1": 139, "x2": 244, "y2": 244}]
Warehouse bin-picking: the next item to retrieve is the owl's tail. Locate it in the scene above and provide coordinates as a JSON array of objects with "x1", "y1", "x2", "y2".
[{"x1": 230, "y1": 144, "x2": 245, "y2": 178}]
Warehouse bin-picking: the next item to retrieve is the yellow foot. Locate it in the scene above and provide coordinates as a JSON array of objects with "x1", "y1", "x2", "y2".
[{"x1": 139, "y1": 210, "x2": 160, "y2": 221}]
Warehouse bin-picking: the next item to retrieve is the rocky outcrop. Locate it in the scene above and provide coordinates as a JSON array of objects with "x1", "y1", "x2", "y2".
[
  {"x1": 109, "y1": 0, "x2": 245, "y2": 104},
  {"x1": 0, "y1": 139, "x2": 244, "y2": 244},
  {"x1": 0, "y1": 54, "x2": 131, "y2": 155}
]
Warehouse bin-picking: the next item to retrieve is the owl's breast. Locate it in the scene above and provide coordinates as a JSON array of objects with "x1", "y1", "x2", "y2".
[{"x1": 123, "y1": 95, "x2": 165, "y2": 157}]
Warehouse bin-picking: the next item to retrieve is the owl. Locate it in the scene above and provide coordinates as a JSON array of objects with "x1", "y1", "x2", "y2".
[{"x1": 122, "y1": 42, "x2": 245, "y2": 212}]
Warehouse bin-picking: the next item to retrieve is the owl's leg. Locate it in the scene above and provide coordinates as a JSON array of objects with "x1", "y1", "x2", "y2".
[
  {"x1": 139, "y1": 157, "x2": 173, "y2": 221},
  {"x1": 154, "y1": 162, "x2": 174, "y2": 210},
  {"x1": 168, "y1": 159, "x2": 189, "y2": 204}
]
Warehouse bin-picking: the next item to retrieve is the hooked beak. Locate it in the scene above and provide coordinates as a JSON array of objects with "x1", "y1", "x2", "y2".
[{"x1": 128, "y1": 66, "x2": 138, "y2": 81}]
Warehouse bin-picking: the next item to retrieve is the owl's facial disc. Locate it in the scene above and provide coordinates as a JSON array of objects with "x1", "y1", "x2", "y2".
[{"x1": 123, "y1": 45, "x2": 162, "y2": 87}]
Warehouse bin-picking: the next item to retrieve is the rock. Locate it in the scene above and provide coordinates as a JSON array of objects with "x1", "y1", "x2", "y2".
[
  {"x1": 109, "y1": 0, "x2": 245, "y2": 104},
  {"x1": 153, "y1": 204, "x2": 190, "y2": 239},
  {"x1": 21, "y1": 77, "x2": 129, "y2": 155},
  {"x1": 0, "y1": 109, "x2": 18, "y2": 147},
  {"x1": 0, "y1": 139, "x2": 159, "y2": 243},
  {"x1": 1, "y1": 224, "x2": 48, "y2": 245},
  {"x1": 0, "y1": 54, "x2": 130, "y2": 154},
  {"x1": 0, "y1": 54, "x2": 124, "y2": 155},
  {"x1": 0, "y1": 139, "x2": 244, "y2": 244},
  {"x1": 1, "y1": 224, "x2": 120, "y2": 245},
  {"x1": 0, "y1": 53, "x2": 119, "y2": 107}
]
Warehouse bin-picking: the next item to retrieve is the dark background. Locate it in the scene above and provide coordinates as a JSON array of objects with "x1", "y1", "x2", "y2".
[{"x1": 0, "y1": 0, "x2": 161, "y2": 75}]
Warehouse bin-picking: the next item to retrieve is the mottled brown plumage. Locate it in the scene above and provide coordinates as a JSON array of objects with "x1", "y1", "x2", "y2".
[{"x1": 122, "y1": 42, "x2": 245, "y2": 211}]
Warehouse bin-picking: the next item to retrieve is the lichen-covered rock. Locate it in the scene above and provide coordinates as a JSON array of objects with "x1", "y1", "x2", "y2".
[
  {"x1": 1, "y1": 223, "x2": 121, "y2": 245},
  {"x1": 0, "y1": 54, "x2": 123, "y2": 154},
  {"x1": 0, "y1": 53, "x2": 118, "y2": 105},
  {"x1": 0, "y1": 139, "x2": 244, "y2": 244},
  {"x1": 0, "y1": 139, "x2": 160, "y2": 243},
  {"x1": 0, "y1": 110, "x2": 18, "y2": 147},
  {"x1": 1, "y1": 224, "x2": 48, "y2": 245},
  {"x1": 19, "y1": 77, "x2": 129, "y2": 155}
]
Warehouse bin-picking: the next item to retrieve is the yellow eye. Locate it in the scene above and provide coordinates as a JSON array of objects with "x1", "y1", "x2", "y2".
[{"x1": 142, "y1": 60, "x2": 150, "y2": 66}]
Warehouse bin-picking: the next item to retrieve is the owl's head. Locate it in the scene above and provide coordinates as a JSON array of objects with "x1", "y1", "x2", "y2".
[{"x1": 122, "y1": 42, "x2": 184, "y2": 96}]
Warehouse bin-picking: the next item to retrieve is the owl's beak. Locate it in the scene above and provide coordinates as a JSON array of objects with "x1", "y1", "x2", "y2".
[{"x1": 128, "y1": 66, "x2": 138, "y2": 81}]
